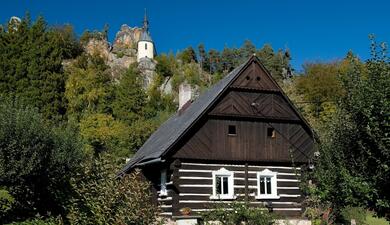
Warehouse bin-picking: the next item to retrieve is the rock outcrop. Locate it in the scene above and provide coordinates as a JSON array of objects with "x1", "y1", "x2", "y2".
[
  {"x1": 138, "y1": 58, "x2": 157, "y2": 88},
  {"x1": 82, "y1": 24, "x2": 159, "y2": 90},
  {"x1": 82, "y1": 25, "x2": 139, "y2": 78},
  {"x1": 112, "y1": 25, "x2": 142, "y2": 52},
  {"x1": 84, "y1": 38, "x2": 111, "y2": 60}
]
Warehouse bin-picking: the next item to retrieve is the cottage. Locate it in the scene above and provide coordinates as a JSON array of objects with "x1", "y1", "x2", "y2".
[{"x1": 120, "y1": 56, "x2": 315, "y2": 221}]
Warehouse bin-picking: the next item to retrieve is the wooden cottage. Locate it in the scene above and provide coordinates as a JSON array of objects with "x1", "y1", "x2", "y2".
[{"x1": 120, "y1": 56, "x2": 315, "y2": 220}]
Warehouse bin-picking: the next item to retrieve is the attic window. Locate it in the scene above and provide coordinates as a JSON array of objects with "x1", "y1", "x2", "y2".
[
  {"x1": 267, "y1": 127, "x2": 276, "y2": 138},
  {"x1": 256, "y1": 76, "x2": 261, "y2": 81},
  {"x1": 228, "y1": 125, "x2": 236, "y2": 135}
]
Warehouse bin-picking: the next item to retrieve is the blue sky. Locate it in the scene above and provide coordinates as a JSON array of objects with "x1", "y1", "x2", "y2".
[{"x1": 2, "y1": 0, "x2": 389, "y2": 71}]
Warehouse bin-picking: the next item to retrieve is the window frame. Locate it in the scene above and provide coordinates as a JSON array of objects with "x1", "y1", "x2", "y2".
[
  {"x1": 267, "y1": 127, "x2": 276, "y2": 138},
  {"x1": 210, "y1": 168, "x2": 235, "y2": 200},
  {"x1": 256, "y1": 169, "x2": 279, "y2": 199},
  {"x1": 228, "y1": 125, "x2": 237, "y2": 136},
  {"x1": 159, "y1": 169, "x2": 168, "y2": 196}
]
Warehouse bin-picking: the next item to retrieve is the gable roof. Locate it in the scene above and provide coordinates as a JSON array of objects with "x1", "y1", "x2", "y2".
[{"x1": 119, "y1": 56, "x2": 314, "y2": 174}]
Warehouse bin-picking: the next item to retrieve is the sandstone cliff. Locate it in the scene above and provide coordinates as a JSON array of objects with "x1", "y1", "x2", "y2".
[{"x1": 82, "y1": 24, "x2": 163, "y2": 91}]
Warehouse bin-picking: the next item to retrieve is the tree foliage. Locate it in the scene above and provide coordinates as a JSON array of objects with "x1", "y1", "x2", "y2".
[
  {"x1": 311, "y1": 39, "x2": 390, "y2": 217},
  {"x1": 79, "y1": 113, "x2": 130, "y2": 157},
  {"x1": 111, "y1": 65, "x2": 148, "y2": 124},
  {"x1": 67, "y1": 155, "x2": 160, "y2": 225},
  {"x1": 0, "y1": 99, "x2": 84, "y2": 223},
  {"x1": 65, "y1": 54, "x2": 112, "y2": 119},
  {"x1": 0, "y1": 15, "x2": 82, "y2": 121}
]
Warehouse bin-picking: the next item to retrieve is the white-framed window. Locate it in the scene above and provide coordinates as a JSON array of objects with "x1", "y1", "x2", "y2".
[
  {"x1": 159, "y1": 169, "x2": 168, "y2": 196},
  {"x1": 256, "y1": 169, "x2": 279, "y2": 199},
  {"x1": 210, "y1": 168, "x2": 235, "y2": 199}
]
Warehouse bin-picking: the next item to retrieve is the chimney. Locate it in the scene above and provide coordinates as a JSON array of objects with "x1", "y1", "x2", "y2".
[{"x1": 178, "y1": 83, "x2": 192, "y2": 111}]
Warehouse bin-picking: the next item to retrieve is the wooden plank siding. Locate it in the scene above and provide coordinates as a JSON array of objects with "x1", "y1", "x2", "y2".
[
  {"x1": 173, "y1": 118, "x2": 313, "y2": 163},
  {"x1": 210, "y1": 91, "x2": 299, "y2": 121},
  {"x1": 230, "y1": 59, "x2": 279, "y2": 91},
  {"x1": 170, "y1": 161, "x2": 304, "y2": 217}
]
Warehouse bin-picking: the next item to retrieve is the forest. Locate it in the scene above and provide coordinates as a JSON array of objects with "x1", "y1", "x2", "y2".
[{"x1": 0, "y1": 15, "x2": 389, "y2": 224}]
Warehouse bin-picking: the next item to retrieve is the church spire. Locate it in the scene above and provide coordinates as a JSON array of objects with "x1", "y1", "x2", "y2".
[{"x1": 143, "y1": 8, "x2": 149, "y2": 32}]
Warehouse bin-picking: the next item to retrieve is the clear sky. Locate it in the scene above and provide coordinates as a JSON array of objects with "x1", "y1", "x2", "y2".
[{"x1": 2, "y1": 0, "x2": 389, "y2": 71}]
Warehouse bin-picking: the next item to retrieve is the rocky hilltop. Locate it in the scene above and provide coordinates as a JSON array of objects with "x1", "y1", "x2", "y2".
[
  {"x1": 83, "y1": 24, "x2": 155, "y2": 82},
  {"x1": 112, "y1": 24, "x2": 142, "y2": 51}
]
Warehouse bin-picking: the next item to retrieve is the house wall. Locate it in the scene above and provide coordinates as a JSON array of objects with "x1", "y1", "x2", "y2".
[
  {"x1": 173, "y1": 119, "x2": 313, "y2": 163},
  {"x1": 144, "y1": 59, "x2": 314, "y2": 219},
  {"x1": 155, "y1": 160, "x2": 304, "y2": 218}
]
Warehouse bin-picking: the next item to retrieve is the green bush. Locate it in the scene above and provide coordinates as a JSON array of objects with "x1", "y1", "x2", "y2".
[
  {"x1": 67, "y1": 155, "x2": 160, "y2": 225},
  {"x1": 6, "y1": 216, "x2": 63, "y2": 225},
  {"x1": 0, "y1": 99, "x2": 84, "y2": 222},
  {"x1": 201, "y1": 201, "x2": 275, "y2": 225},
  {"x1": 340, "y1": 206, "x2": 367, "y2": 225},
  {"x1": 366, "y1": 211, "x2": 390, "y2": 225},
  {"x1": 0, "y1": 188, "x2": 14, "y2": 217}
]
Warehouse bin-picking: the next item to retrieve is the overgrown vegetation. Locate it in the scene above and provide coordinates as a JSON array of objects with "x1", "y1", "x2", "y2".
[
  {"x1": 0, "y1": 99, "x2": 84, "y2": 223},
  {"x1": 67, "y1": 157, "x2": 160, "y2": 225},
  {"x1": 302, "y1": 38, "x2": 390, "y2": 223}
]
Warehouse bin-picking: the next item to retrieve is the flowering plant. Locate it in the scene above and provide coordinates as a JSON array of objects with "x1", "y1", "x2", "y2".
[{"x1": 201, "y1": 201, "x2": 275, "y2": 225}]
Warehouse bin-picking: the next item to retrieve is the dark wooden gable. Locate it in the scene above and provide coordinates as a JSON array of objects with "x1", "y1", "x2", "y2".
[
  {"x1": 172, "y1": 57, "x2": 314, "y2": 163},
  {"x1": 209, "y1": 91, "x2": 299, "y2": 121},
  {"x1": 231, "y1": 59, "x2": 279, "y2": 90},
  {"x1": 210, "y1": 59, "x2": 301, "y2": 121}
]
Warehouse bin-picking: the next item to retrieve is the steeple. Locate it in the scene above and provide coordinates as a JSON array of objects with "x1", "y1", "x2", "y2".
[
  {"x1": 143, "y1": 8, "x2": 149, "y2": 33},
  {"x1": 137, "y1": 9, "x2": 155, "y2": 62},
  {"x1": 139, "y1": 9, "x2": 152, "y2": 42}
]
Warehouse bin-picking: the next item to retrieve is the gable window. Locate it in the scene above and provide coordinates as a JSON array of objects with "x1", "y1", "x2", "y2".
[
  {"x1": 267, "y1": 127, "x2": 276, "y2": 138},
  {"x1": 256, "y1": 169, "x2": 279, "y2": 199},
  {"x1": 159, "y1": 169, "x2": 168, "y2": 196},
  {"x1": 211, "y1": 168, "x2": 235, "y2": 199},
  {"x1": 228, "y1": 125, "x2": 236, "y2": 135}
]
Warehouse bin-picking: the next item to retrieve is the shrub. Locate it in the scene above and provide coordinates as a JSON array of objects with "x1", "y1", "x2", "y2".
[
  {"x1": 0, "y1": 99, "x2": 84, "y2": 222},
  {"x1": 201, "y1": 201, "x2": 275, "y2": 225},
  {"x1": 6, "y1": 217, "x2": 63, "y2": 225},
  {"x1": 67, "y1": 155, "x2": 160, "y2": 225},
  {"x1": 340, "y1": 206, "x2": 367, "y2": 225},
  {"x1": 0, "y1": 188, "x2": 14, "y2": 218}
]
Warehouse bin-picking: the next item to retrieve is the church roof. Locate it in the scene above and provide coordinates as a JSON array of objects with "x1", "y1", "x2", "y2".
[
  {"x1": 139, "y1": 9, "x2": 153, "y2": 42},
  {"x1": 140, "y1": 30, "x2": 153, "y2": 42}
]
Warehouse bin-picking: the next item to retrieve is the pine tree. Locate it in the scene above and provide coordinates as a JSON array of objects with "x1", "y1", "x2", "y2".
[
  {"x1": 64, "y1": 54, "x2": 112, "y2": 120},
  {"x1": 198, "y1": 43, "x2": 209, "y2": 71},
  {"x1": 0, "y1": 15, "x2": 81, "y2": 121},
  {"x1": 240, "y1": 39, "x2": 256, "y2": 60},
  {"x1": 111, "y1": 65, "x2": 148, "y2": 124}
]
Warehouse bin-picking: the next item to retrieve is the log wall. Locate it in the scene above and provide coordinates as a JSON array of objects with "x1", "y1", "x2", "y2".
[{"x1": 156, "y1": 161, "x2": 305, "y2": 218}]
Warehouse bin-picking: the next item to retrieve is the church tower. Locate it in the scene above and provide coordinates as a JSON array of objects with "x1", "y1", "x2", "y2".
[{"x1": 137, "y1": 10, "x2": 155, "y2": 62}]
